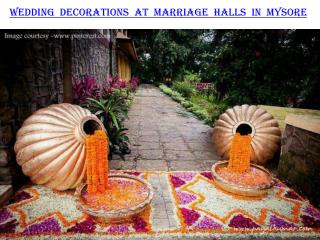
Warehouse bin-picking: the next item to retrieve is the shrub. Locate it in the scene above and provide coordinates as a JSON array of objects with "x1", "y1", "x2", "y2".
[
  {"x1": 129, "y1": 76, "x2": 140, "y2": 90},
  {"x1": 172, "y1": 81, "x2": 195, "y2": 98},
  {"x1": 72, "y1": 76, "x2": 102, "y2": 104},
  {"x1": 160, "y1": 84, "x2": 230, "y2": 126},
  {"x1": 183, "y1": 71, "x2": 201, "y2": 84}
]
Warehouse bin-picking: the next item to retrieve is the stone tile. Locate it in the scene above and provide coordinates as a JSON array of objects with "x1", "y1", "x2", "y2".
[
  {"x1": 201, "y1": 160, "x2": 219, "y2": 171},
  {"x1": 187, "y1": 142, "x2": 215, "y2": 152},
  {"x1": 136, "y1": 141, "x2": 162, "y2": 150},
  {"x1": 140, "y1": 130, "x2": 158, "y2": 136},
  {"x1": 136, "y1": 160, "x2": 168, "y2": 171},
  {"x1": 159, "y1": 130, "x2": 182, "y2": 138},
  {"x1": 165, "y1": 150, "x2": 195, "y2": 161},
  {"x1": 168, "y1": 160, "x2": 203, "y2": 171},
  {"x1": 193, "y1": 151, "x2": 220, "y2": 160},
  {"x1": 139, "y1": 135, "x2": 160, "y2": 142},
  {"x1": 163, "y1": 142, "x2": 190, "y2": 151},
  {"x1": 184, "y1": 135, "x2": 211, "y2": 143},
  {"x1": 109, "y1": 160, "x2": 136, "y2": 170},
  {"x1": 140, "y1": 149, "x2": 164, "y2": 160},
  {"x1": 160, "y1": 136, "x2": 185, "y2": 143}
]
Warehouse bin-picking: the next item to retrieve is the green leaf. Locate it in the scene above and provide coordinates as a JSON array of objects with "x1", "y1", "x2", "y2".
[{"x1": 109, "y1": 111, "x2": 120, "y2": 130}]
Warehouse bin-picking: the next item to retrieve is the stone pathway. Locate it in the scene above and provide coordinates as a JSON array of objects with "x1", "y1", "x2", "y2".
[{"x1": 110, "y1": 84, "x2": 220, "y2": 171}]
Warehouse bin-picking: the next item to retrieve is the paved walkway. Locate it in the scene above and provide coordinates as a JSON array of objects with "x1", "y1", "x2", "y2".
[{"x1": 110, "y1": 84, "x2": 220, "y2": 171}]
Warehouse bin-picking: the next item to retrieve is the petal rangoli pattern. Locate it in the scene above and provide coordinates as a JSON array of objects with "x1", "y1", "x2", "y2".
[{"x1": 0, "y1": 171, "x2": 319, "y2": 239}]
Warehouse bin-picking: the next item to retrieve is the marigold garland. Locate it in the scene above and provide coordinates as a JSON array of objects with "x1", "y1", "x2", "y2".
[
  {"x1": 85, "y1": 130, "x2": 109, "y2": 195},
  {"x1": 227, "y1": 133, "x2": 252, "y2": 174}
]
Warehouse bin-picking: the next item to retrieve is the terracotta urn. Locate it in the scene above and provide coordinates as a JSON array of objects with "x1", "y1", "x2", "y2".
[
  {"x1": 14, "y1": 103, "x2": 105, "y2": 190},
  {"x1": 212, "y1": 104, "x2": 281, "y2": 165}
]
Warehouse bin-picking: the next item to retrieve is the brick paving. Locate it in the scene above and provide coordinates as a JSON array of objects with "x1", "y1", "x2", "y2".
[{"x1": 110, "y1": 84, "x2": 220, "y2": 171}]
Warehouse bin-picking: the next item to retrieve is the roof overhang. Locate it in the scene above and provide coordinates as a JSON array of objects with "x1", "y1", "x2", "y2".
[{"x1": 116, "y1": 33, "x2": 138, "y2": 61}]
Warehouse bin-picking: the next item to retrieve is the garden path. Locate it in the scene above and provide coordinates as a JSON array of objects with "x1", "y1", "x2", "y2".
[{"x1": 110, "y1": 84, "x2": 220, "y2": 171}]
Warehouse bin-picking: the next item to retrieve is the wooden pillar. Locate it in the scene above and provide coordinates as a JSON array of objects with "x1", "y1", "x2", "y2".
[{"x1": 62, "y1": 34, "x2": 73, "y2": 103}]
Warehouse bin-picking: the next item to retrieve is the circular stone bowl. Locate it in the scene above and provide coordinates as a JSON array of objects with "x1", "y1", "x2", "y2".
[
  {"x1": 211, "y1": 161, "x2": 275, "y2": 197},
  {"x1": 75, "y1": 174, "x2": 154, "y2": 223}
]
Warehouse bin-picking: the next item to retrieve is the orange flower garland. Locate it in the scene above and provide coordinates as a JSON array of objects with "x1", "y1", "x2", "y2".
[
  {"x1": 227, "y1": 133, "x2": 252, "y2": 174},
  {"x1": 85, "y1": 130, "x2": 109, "y2": 195}
]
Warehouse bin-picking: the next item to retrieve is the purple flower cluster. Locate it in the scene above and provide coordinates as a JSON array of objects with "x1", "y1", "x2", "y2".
[
  {"x1": 305, "y1": 206, "x2": 320, "y2": 220},
  {"x1": 269, "y1": 215, "x2": 296, "y2": 228},
  {"x1": 0, "y1": 209, "x2": 12, "y2": 224},
  {"x1": 284, "y1": 191, "x2": 303, "y2": 201},
  {"x1": 195, "y1": 216, "x2": 222, "y2": 229},
  {"x1": 0, "y1": 220, "x2": 18, "y2": 233},
  {"x1": 23, "y1": 218, "x2": 61, "y2": 235},
  {"x1": 108, "y1": 225, "x2": 129, "y2": 233},
  {"x1": 180, "y1": 208, "x2": 200, "y2": 226},
  {"x1": 67, "y1": 218, "x2": 96, "y2": 233},
  {"x1": 170, "y1": 176, "x2": 186, "y2": 188},
  {"x1": 200, "y1": 172, "x2": 213, "y2": 181},
  {"x1": 132, "y1": 216, "x2": 148, "y2": 232},
  {"x1": 228, "y1": 214, "x2": 260, "y2": 229},
  {"x1": 177, "y1": 191, "x2": 196, "y2": 205},
  {"x1": 301, "y1": 215, "x2": 320, "y2": 228},
  {"x1": 9, "y1": 191, "x2": 32, "y2": 204},
  {"x1": 173, "y1": 172, "x2": 196, "y2": 181}
]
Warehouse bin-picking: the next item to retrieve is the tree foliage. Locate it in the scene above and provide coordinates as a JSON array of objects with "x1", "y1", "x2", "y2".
[{"x1": 129, "y1": 29, "x2": 320, "y2": 109}]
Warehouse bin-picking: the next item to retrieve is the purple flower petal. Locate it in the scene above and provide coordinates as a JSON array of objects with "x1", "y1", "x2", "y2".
[
  {"x1": 23, "y1": 217, "x2": 61, "y2": 235},
  {"x1": 301, "y1": 215, "x2": 320, "y2": 228},
  {"x1": 132, "y1": 216, "x2": 148, "y2": 232},
  {"x1": 274, "y1": 181, "x2": 286, "y2": 188},
  {"x1": 173, "y1": 172, "x2": 196, "y2": 181},
  {"x1": 0, "y1": 219, "x2": 18, "y2": 233},
  {"x1": 170, "y1": 176, "x2": 186, "y2": 188},
  {"x1": 108, "y1": 225, "x2": 129, "y2": 233},
  {"x1": 0, "y1": 209, "x2": 12, "y2": 223},
  {"x1": 200, "y1": 172, "x2": 213, "y2": 181},
  {"x1": 269, "y1": 215, "x2": 296, "y2": 228},
  {"x1": 305, "y1": 206, "x2": 320, "y2": 220},
  {"x1": 284, "y1": 191, "x2": 303, "y2": 201},
  {"x1": 195, "y1": 216, "x2": 222, "y2": 229},
  {"x1": 10, "y1": 191, "x2": 32, "y2": 204},
  {"x1": 181, "y1": 208, "x2": 200, "y2": 226},
  {"x1": 123, "y1": 171, "x2": 142, "y2": 176},
  {"x1": 67, "y1": 218, "x2": 96, "y2": 233},
  {"x1": 176, "y1": 191, "x2": 196, "y2": 205},
  {"x1": 228, "y1": 214, "x2": 260, "y2": 229}
]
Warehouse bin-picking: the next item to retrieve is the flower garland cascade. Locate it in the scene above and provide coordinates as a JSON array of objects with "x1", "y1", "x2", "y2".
[
  {"x1": 227, "y1": 133, "x2": 252, "y2": 174},
  {"x1": 85, "y1": 130, "x2": 109, "y2": 195}
]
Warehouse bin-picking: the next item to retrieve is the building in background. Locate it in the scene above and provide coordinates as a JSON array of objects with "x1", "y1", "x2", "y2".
[
  {"x1": 0, "y1": 29, "x2": 137, "y2": 204},
  {"x1": 116, "y1": 30, "x2": 138, "y2": 81}
]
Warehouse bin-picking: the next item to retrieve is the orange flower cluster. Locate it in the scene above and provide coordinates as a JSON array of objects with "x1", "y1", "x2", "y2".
[
  {"x1": 85, "y1": 130, "x2": 109, "y2": 195},
  {"x1": 228, "y1": 133, "x2": 252, "y2": 174},
  {"x1": 83, "y1": 179, "x2": 149, "y2": 211},
  {"x1": 217, "y1": 167, "x2": 270, "y2": 187}
]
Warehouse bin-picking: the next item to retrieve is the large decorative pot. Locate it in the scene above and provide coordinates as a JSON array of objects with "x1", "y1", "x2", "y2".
[
  {"x1": 212, "y1": 104, "x2": 281, "y2": 165},
  {"x1": 14, "y1": 103, "x2": 105, "y2": 191}
]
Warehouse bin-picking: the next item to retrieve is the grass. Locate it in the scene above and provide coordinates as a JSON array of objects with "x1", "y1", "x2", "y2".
[{"x1": 159, "y1": 84, "x2": 228, "y2": 125}]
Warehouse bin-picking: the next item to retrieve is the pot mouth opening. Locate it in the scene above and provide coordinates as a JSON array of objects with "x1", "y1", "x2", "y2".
[
  {"x1": 81, "y1": 118, "x2": 104, "y2": 136},
  {"x1": 232, "y1": 121, "x2": 255, "y2": 137},
  {"x1": 236, "y1": 123, "x2": 252, "y2": 136}
]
